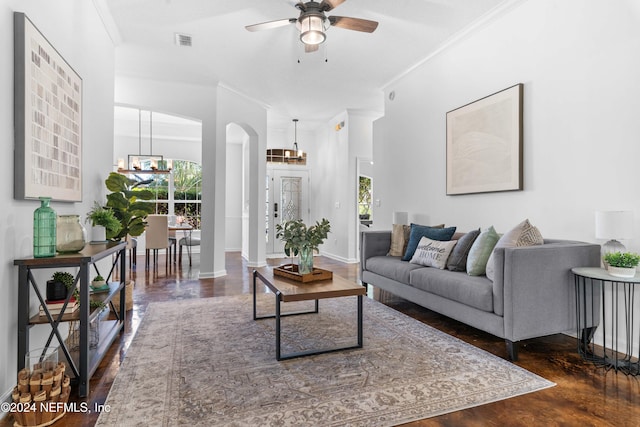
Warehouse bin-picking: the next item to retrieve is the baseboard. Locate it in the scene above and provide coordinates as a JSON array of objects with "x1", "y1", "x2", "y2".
[
  {"x1": 199, "y1": 269, "x2": 227, "y2": 279},
  {"x1": 0, "y1": 387, "x2": 11, "y2": 421},
  {"x1": 320, "y1": 251, "x2": 359, "y2": 264},
  {"x1": 246, "y1": 261, "x2": 267, "y2": 268}
]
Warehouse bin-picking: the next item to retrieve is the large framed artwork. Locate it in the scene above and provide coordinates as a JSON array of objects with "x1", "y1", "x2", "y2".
[
  {"x1": 14, "y1": 12, "x2": 83, "y2": 202},
  {"x1": 446, "y1": 84, "x2": 523, "y2": 196}
]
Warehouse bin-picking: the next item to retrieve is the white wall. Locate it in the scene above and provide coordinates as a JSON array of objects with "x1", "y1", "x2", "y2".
[
  {"x1": 309, "y1": 110, "x2": 377, "y2": 263},
  {"x1": 373, "y1": 0, "x2": 640, "y2": 352},
  {"x1": 216, "y1": 86, "x2": 268, "y2": 271},
  {"x1": 0, "y1": 0, "x2": 114, "y2": 406},
  {"x1": 225, "y1": 137, "x2": 243, "y2": 251},
  {"x1": 114, "y1": 76, "x2": 217, "y2": 275}
]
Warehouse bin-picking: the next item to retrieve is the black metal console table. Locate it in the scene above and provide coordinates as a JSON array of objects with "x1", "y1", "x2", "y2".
[
  {"x1": 14, "y1": 242, "x2": 126, "y2": 397},
  {"x1": 572, "y1": 267, "x2": 639, "y2": 375}
]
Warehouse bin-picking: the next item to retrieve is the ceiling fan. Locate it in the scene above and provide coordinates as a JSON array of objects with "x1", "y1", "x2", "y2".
[{"x1": 245, "y1": 0, "x2": 378, "y2": 52}]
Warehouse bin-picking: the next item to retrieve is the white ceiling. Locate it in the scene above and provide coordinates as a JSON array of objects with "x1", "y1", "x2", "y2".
[{"x1": 98, "y1": 0, "x2": 511, "y2": 130}]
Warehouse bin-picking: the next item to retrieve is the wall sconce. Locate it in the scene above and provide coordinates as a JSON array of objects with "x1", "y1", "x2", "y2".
[{"x1": 335, "y1": 121, "x2": 345, "y2": 131}]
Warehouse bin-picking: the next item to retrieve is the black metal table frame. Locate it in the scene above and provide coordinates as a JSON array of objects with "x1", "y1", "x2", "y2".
[
  {"x1": 573, "y1": 269, "x2": 639, "y2": 376},
  {"x1": 252, "y1": 270, "x2": 363, "y2": 361},
  {"x1": 16, "y1": 243, "x2": 127, "y2": 397}
]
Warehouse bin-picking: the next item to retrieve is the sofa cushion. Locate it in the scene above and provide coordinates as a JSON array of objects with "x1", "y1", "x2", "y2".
[
  {"x1": 402, "y1": 224, "x2": 457, "y2": 261},
  {"x1": 366, "y1": 256, "x2": 425, "y2": 284},
  {"x1": 447, "y1": 229, "x2": 481, "y2": 272},
  {"x1": 388, "y1": 224, "x2": 410, "y2": 256},
  {"x1": 409, "y1": 268, "x2": 494, "y2": 312},
  {"x1": 485, "y1": 219, "x2": 544, "y2": 281},
  {"x1": 389, "y1": 223, "x2": 445, "y2": 257},
  {"x1": 466, "y1": 226, "x2": 499, "y2": 276},
  {"x1": 410, "y1": 237, "x2": 458, "y2": 269}
]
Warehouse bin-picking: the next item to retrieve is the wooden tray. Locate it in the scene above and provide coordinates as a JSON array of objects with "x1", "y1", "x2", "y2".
[{"x1": 274, "y1": 264, "x2": 333, "y2": 283}]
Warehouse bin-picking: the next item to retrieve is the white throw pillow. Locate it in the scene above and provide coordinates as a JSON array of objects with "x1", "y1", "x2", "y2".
[
  {"x1": 485, "y1": 219, "x2": 543, "y2": 281},
  {"x1": 409, "y1": 236, "x2": 457, "y2": 269}
]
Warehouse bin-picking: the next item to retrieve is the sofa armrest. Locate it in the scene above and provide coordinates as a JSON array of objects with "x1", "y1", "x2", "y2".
[
  {"x1": 360, "y1": 230, "x2": 392, "y2": 277},
  {"x1": 498, "y1": 242, "x2": 601, "y2": 342}
]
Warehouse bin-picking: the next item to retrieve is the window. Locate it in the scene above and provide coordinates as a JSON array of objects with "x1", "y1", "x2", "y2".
[
  {"x1": 359, "y1": 175, "x2": 372, "y2": 221},
  {"x1": 173, "y1": 160, "x2": 202, "y2": 229},
  {"x1": 123, "y1": 160, "x2": 202, "y2": 229}
]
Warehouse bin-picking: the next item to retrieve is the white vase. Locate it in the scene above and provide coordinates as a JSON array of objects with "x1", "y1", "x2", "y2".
[
  {"x1": 92, "y1": 225, "x2": 106, "y2": 243},
  {"x1": 607, "y1": 266, "x2": 637, "y2": 278}
]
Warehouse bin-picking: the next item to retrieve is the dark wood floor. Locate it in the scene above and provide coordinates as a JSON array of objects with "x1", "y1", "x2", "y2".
[{"x1": 3, "y1": 253, "x2": 639, "y2": 427}]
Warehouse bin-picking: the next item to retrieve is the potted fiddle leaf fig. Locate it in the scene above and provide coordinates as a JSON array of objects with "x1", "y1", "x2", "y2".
[
  {"x1": 105, "y1": 172, "x2": 155, "y2": 241},
  {"x1": 604, "y1": 251, "x2": 640, "y2": 278},
  {"x1": 275, "y1": 218, "x2": 330, "y2": 275}
]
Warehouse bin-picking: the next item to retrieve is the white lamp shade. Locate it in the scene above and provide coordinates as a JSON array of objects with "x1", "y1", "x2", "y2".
[
  {"x1": 393, "y1": 211, "x2": 408, "y2": 225},
  {"x1": 595, "y1": 210, "x2": 634, "y2": 240}
]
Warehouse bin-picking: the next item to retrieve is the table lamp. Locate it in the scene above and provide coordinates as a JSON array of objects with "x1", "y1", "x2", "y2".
[{"x1": 595, "y1": 210, "x2": 633, "y2": 263}]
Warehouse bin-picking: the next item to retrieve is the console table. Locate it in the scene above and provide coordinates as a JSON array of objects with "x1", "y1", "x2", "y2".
[
  {"x1": 572, "y1": 267, "x2": 639, "y2": 375},
  {"x1": 14, "y1": 242, "x2": 127, "y2": 397}
]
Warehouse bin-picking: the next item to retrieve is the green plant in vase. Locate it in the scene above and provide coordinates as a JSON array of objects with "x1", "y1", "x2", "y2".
[
  {"x1": 603, "y1": 251, "x2": 640, "y2": 278},
  {"x1": 86, "y1": 201, "x2": 122, "y2": 242},
  {"x1": 275, "y1": 218, "x2": 330, "y2": 275},
  {"x1": 46, "y1": 271, "x2": 76, "y2": 301}
]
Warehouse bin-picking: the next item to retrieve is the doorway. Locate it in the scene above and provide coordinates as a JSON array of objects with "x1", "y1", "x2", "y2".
[{"x1": 266, "y1": 168, "x2": 309, "y2": 255}]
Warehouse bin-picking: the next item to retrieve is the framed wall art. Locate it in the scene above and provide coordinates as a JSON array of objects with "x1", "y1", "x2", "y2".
[
  {"x1": 446, "y1": 84, "x2": 523, "y2": 196},
  {"x1": 14, "y1": 12, "x2": 83, "y2": 202}
]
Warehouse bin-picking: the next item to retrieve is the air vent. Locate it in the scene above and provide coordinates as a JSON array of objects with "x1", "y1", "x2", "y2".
[{"x1": 175, "y1": 33, "x2": 192, "y2": 47}]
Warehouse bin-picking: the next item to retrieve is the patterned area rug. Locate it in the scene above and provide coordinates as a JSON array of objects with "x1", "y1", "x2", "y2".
[{"x1": 97, "y1": 294, "x2": 554, "y2": 426}]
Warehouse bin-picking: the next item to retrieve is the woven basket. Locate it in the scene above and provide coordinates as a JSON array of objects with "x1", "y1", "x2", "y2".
[{"x1": 112, "y1": 280, "x2": 134, "y2": 312}]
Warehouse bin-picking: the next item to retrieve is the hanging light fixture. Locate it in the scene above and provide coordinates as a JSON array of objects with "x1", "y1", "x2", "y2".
[
  {"x1": 266, "y1": 119, "x2": 307, "y2": 165},
  {"x1": 297, "y1": 13, "x2": 327, "y2": 45},
  {"x1": 118, "y1": 109, "x2": 169, "y2": 173},
  {"x1": 292, "y1": 119, "x2": 303, "y2": 159}
]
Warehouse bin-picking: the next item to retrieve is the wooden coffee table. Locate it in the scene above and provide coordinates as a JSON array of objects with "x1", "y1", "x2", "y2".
[{"x1": 252, "y1": 269, "x2": 366, "y2": 360}]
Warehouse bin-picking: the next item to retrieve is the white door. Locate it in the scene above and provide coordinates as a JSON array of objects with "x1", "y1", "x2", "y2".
[{"x1": 266, "y1": 169, "x2": 309, "y2": 255}]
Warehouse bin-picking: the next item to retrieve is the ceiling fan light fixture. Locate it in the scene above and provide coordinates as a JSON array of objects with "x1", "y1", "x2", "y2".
[{"x1": 299, "y1": 15, "x2": 326, "y2": 45}]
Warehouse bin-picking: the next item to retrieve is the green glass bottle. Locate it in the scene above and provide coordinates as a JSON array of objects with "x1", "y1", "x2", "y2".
[{"x1": 33, "y1": 196, "x2": 56, "y2": 258}]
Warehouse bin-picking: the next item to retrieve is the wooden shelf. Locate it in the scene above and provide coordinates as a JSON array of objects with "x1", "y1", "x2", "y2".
[
  {"x1": 29, "y1": 282, "x2": 124, "y2": 325},
  {"x1": 15, "y1": 243, "x2": 127, "y2": 397}
]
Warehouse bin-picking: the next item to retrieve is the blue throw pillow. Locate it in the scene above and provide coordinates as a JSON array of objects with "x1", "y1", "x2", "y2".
[{"x1": 402, "y1": 224, "x2": 457, "y2": 261}]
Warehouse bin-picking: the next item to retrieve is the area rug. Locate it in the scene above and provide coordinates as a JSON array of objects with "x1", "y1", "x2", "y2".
[{"x1": 96, "y1": 294, "x2": 554, "y2": 426}]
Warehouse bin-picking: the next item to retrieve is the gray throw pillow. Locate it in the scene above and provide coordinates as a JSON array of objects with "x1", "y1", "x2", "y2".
[{"x1": 447, "y1": 228, "x2": 481, "y2": 272}]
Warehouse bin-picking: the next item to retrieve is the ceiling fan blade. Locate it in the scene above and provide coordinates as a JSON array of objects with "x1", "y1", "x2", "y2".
[
  {"x1": 305, "y1": 43, "x2": 319, "y2": 53},
  {"x1": 245, "y1": 18, "x2": 296, "y2": 32},
  {"x1": 319, "y1": 0, "x2": 346, "y2": 12},
  {"x1": 328, "y1": 16, "x2": 378, "y2": 33}
]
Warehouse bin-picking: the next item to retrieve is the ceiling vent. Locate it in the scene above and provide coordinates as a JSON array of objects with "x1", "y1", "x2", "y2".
[{"x1": 175, "y1": 33, "x2": 192, "y2": 47}]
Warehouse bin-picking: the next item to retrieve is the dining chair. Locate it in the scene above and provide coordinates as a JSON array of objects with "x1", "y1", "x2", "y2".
[
  {"x1": 145, "y1": 215, "x2": 173, "y2": 270},
  {"x1": 178, "y1": 235, "x2": 201, "y2": 266}
]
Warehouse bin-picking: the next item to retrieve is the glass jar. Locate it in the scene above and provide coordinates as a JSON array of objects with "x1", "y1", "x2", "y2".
[
  {"x1": 33, "y1": 197, "x2": 56, "y2": 258},
  {"x1": 56, "y1": 215, "x2": 87, "y2": 253}
]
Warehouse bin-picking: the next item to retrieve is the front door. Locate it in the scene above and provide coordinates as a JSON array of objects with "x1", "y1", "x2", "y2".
[{"x1": 266, "y1": 169, "x2": 309, "y2": 255}]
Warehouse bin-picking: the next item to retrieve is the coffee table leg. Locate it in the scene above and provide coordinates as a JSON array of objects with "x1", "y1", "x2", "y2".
[
  {"x1": 252, "y1": 270, "x2": 257, "y2": 320},
  {"x1": 276, "y1": 291, "x2": 281, "y2": 360},
  {"x1": 357, "y1": 294, "x2": 363, "y2": 347}
]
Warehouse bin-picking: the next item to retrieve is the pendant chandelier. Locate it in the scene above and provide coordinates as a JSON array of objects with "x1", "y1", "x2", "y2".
[{"x1": 266, "y1": 119, "x2": 307, "y2": 165}]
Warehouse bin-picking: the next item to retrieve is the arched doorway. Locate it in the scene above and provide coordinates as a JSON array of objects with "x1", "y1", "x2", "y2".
[{"x1": 224, "y1": 122, "x2": 266, "y2": 269}]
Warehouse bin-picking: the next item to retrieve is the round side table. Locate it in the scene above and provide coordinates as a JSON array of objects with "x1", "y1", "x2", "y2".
[{"x1": 572, "y1": 267, "x2": 640, "y2": 375}]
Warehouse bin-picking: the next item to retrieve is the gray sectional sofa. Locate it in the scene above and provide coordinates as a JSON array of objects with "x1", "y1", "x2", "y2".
[{"x1": 360, "y1": 230, "x2": 601, "y2": 360}]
